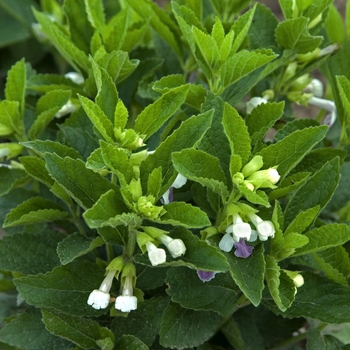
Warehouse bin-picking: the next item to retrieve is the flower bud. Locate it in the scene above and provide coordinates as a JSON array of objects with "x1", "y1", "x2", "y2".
[
  {"x1": 246, "y1": 97, "x2": 268, "y2": 114},
  {"x1": 146, "y1": 241, "x2": 166, "y2": 266},
  {"x1": 241, "y1": 156, "x2": 264, "y2": 177},
  {"x1": 159, "y1": 234, "x2": 186, "y2": 258},
  {"x1": 246, "y1": 167, "x2": 280, "y2": 190}
]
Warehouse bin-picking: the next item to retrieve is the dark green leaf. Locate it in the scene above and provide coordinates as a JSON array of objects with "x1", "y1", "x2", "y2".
[
  {"x1": 0, "y1": 167, "x2": 29, "y2": 196},
  {"x1": 115, "y1": 335, "x2": 149, "y2": 350}
]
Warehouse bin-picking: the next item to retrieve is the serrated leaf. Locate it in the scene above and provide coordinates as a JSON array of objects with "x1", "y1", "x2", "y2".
[
  {"x1": 292, "y1": 224, "x2": 350, "y2": 257},
  {"x1": 257, "y1": 126, "x2": 328, "y2": 178},
  {"x1": 159, "y1": 202, "x2": 210, "y2": 228},
  {"x1": 219, "y1": 49, "x2": 277, "y2": 91},
  {"x1": 111, "y1": 297, "x2": 169, "y2": 347},
  {"x1": 166, "y1": 267, "x2": 239, "y2": 317},
  {"x1": 83, "y1": 189, "x2": 131, "y2": 229},
  {"x1": 0, "y1": 308, "x2": 73, "y2": 350},
  {"x1": 14, "y1": 260, "x2": 109, "y2": 316},
  {"x1": 140, "y1": 110, "x2": 213, "y2": 195},
  {"x1": 5, "y1": 58, "x2": 26, "y2": 116},
  {"x1": 147, "y1": 167, "x2": 162, "y2": 199},
  {"x1": 42, "y1": 309, "x2": 114, "y2": 350},
  {"x1": 222, "y1": 102, "x2": 251, "y2": 164},
  {"x1": 285, "y1": 157, "x2": 340, "y2": 225},
  {"x1": 4, "y1": 196, "x2": 69, "y2": 227},
  {"x1": 226, "y1": 244, "x2": 265, "y2": 306},
  {"x1": 275, "y1": 17, "x2": 323, "y2": 53},
  {"x1": 86, "y1": 148, "x2": 107, "y2": 172},
  {"x1": 265, "y1": 256, "x2": 295, "y2": 311},
  {"x1": 21, "y1": 140, "x2": 82, "y2": 159},
  {"x1": 0, "y1": 167, "x2": 29, "y2": 196},
  {"x1": 159, "y1": 302, "x2": 222, "y2": 349},
  {"x1": 285, "y1": 206, "x2": 320, "y2": 234},
  {"x1": 313, "y1": 246, "x2": 350, "y2": 285},
  {"x1": 302, "y1": 0, "x2": 333, "y2": 21},
  {"x1": 0, "y1": 232, "x2": 63, "y2": 275},
  {"x1": 78, "y1": 95, "x2": 114, "y2": 142},
  {"x1": 57, "y1": 233, "x2": 105, "y2": 265},
  {"x1": 104, "y1": 9, "x2": 127, "y2": 52},
  {"x1": 44, "y1": 154, "x2": 117, "y2": 209},
  {"x1": 274, "y1": 119, "x2": 319, "y2": 142},
  {"x1": 263, "y1": 271, "x2": 350, "y2": 323},
  {"x1": 237, "y1": 184, "x2": 271, "y2": 207},
  {"x1": 172, "y1": 149, "x2": 228, "y2": 197},
  {"x1": 84, "y1": 0, "x2": 105, "y2": 31},
  {"x1": 134, "y1": 84, "x2": 190, "y2": 140},
  {"x1": 115, "y1": 335, "x2": 149, "y2": 350}
]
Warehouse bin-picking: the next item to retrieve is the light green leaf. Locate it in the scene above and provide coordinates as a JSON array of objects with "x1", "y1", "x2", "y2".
[
  {"x1": 104, "y1": 9, "x2": 127, "y2": 52},
  {"x1": 0, "y1": 100, "x2": 22, "y2": 136},
  {"x1": 285, "y1": 157, "x2": 340, "y2": 225},
  {"x1": 140, "y1": 110, "x2": 213, "y2": 194},
  {"x1": 172, "y1": 149, "x2": 228, "y2": 197},
  {"x1": 313, "y1": 246, "x2": 350, "y2": 285},
  {"x1": 324, "y1": 5, "x2": 345, "y2": 44},
  {"x1": 14, "y1": 260, "x2": 109, "y2": 316},
  {"x1": 44, "y1": 154, "x2": 117, "y2": 209},
  {"x1": 226, "y1": 244, "x2": 265, "y2": 306},
  {"x1": 222, "y1": 103, "x2": 251, "y2": 164},
  {"x1": 42, "y1": 309, "x2": 114, "y2": 350},
  {"x1": 229, "y1": 155, "x2": 242, "y2": 179},
  {"x1": 134, "y1": 84, "x2": 190, "y2": 140},
  {"x1": 274, "y1": 118, "x2": 319, "y2": 142},
  {"x1": 285, "y1": 206, "x2": 320, "y2": 234},
  {"x1": 159, "y1": 302, "x2": 222, "y2": 349},
  {"x1": 166, "y1": 267, "x2": 239, "y2": 317},
  {"x1": 263, "y1": 271, "x2": 350, "y2": 323},
  {"x1": 219, "y1": 49, "x2": 277, "y2": 91},
  {"x1": 85, "y1": 148, "x2": 107, "y2": 172},
  {"x1": 237, "y1": 184, "x2": 271, "y2": 207},
  {"x1": 5, "y1": 58, "x2": 26, "y2": 116},
  {"x1": 159, "y1": 202, "x2": 211, "y2": 228},
  {"x1": 4, "y1": 197, "x2": 68, "y2": 227},
  {"x1": 111, "y1": 297, "x2": 170, "y2": 347},
  {"x1": 57, "y1": 233, "x2": 105, "y2": 265},
  {"x1": 0, "y1": 231, "x2": 63, "y2": 275},
  {"x1": 265, "y1": 256, "x2": 296, "y2": 311},
  {"x1": 83, "y1": 189, "x2": 131, "y2": 229},
  {"x1": 275, "y1": 17, "x2": 323, "y2": 53},
  {"x1": 0, "y1": 308, "x2": 73, "y2": 350},
  {"x1": 257, "y1": 126, "x2": 328, "y2": 178},
  {"x1": 84, "y1": 0, "x2": 105, "y2": 31},
  {"x1": 78, "y1": 95, "x2": 114, "y2": 142},
  {"x1": 302, "y1": 0, "x2": 333, "y2": 21},
  {"x1": 336, "y1": 76, "x2": 350, "y2": 138},
  {"x1": 147, "y1": 167, "x2": 162, "y2": 199}
]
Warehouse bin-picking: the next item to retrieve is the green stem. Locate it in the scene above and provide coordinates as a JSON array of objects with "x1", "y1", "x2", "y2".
[
  {"x1": 125, "y1": 226, "x2": 137, "y2": 261},
  {"x1": 106, "y1": 243, "x2": 114, "y2": 262}
]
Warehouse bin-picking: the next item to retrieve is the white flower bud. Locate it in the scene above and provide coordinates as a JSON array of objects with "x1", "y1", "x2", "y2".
[
  {"x1": 146, "y1": 242, "x2": 166, "y2": 266},
  {"x1": 246, "y1": 97, "x2": 268, "y2": 114},
  {"x1": 160, "y1": 235, "x2": 186, "y2": 258},
  {"x1": 219, "y1": 232, "x2": 235, "y2": 252}
]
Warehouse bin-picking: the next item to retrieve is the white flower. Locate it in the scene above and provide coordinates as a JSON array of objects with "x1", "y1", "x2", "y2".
[
  {"x1": 159, "y1": 235, "x2": 186, "y2": 258},
  {"x1": 292, "y1": 274, "x2": 304, "y2": 288},
  {"x1": 246, "y1": 97, "x2": 268, "y2": 114},
  {"x1": 55, "y1": 101, "x2": 76, "y2": 118},
  {"x1": 307, "y1": 96, "x2": 337, "y2": 127},
  {"x1": 146, "y1": 241, "x2": 166, "y2": 266},
  {"x1": 172, "y1": 173, "x2": 187, "y2": 188},
  {"x1": 64, "y1": 72, "x2": 84, "y2": 85},
  {"x1": 161, "y1": 173, "x2": 187, "y2": 204},
  {"x1": 115, "y1": 276, "x2": 137, "y2": 313},
  {"x1": 87, "y1": 270, "x2": 115, "y2": 309},
  {"x1": 305, "y1": 79, "x2": 323, "y2": 97},
  {"x1": 248, "y1": 213, "x2": 275, "y2": 241},
  {"x1": 219, "y1": 232, "x2": 235, "y2": 252}
]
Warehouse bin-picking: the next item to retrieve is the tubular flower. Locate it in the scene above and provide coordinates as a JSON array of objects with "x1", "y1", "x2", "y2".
[
  {"x1": 159, "y1": 234, "x2": 186, "y2": 258},
  {"x1": 115, "y1": 275, "x2": 138, "y2": 313},
  {"x1": 307, "y1": 95, "x2": 337, "y2": 127},
  {"x1": 234, "y1": 239, "x2": 254, "y2": 258},
  {"x1": 197, "y1": 270, "x2": 216, "y2": 282},
  {"x1": 146, "y1": 241, "x2": 166, "y2": 266},
  {"x1": 162, "y1": 173, "x2": 188, "y2": 204},
  {"x1": 245, "y1": 167, "x2": 280, "y2": 190},
  {"x1": 87, "y1": 270, "x2": 116, "y2": 310},
  {"x1": 248, "y1": 213, "x2": 275, "y2": 241}
]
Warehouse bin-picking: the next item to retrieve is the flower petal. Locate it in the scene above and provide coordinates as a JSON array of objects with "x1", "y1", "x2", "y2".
[{"x1": 234, "y1": 239, "x2": 254, "y2": 258}]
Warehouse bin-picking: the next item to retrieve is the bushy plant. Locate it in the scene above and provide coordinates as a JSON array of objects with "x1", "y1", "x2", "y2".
[{"x1": 1, "y1": 0, "x2": 350, "y2": 349}]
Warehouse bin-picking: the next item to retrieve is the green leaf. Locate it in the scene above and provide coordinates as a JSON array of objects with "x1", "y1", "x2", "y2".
[
  {"x1": 140, "y1": 110, "x2": 213, "y2": 195},
  {"x1": 0, "y1": 100, "x2": 23, "y2": 136},
  {"x1": 237, "y1": 184, "x2": 271, "y2": 207},
  {"x1": 84, "y1": 0, "x2": 105, "y2": 31},
  {"x1": 62, "y1": 0, "x2": 94, "y2": 53},
  {"x1": 313, "y1": 246, "x2": 350, "y2": 285},
  {"x1": 0, "y1": 232, "x2": 63, "y2": 275},
  {"x1": 172, "y1": 149, "x2": 228, "y2": 197},
  {"x1": 86, "y1": 148, "x2": 107, "y2": 172},
  {"x1": 274, "y1": 118, "x2": 319, "y2": 142},
  {"x1": 159, "y1": 302, "x2": 222, "y2": 349},
  {"x1": 78, "y1": 95, "x2": 114, "y2": 142},
  {"x1": 222, "y1": 102, "x2": 251, "y2": 164},
  {"x1": 292, "y1": 224, "x2": 350, "y2": 257},
  {"x1": 159, "y1": 202, "x2": 210, "y2": 228},
  {"x1": 226, "y1": 244, "x2": 265, "y2": 306},
  {"x1": 111, "y1": 297, "x2": 170, "y2": 347},
  {"x1": 219, "y1": 49, "x2": 277, "y2": 91},
  {"x1": 263, "y1": 271, "x2": 350, "y2": 323},
  {"x1": 0, "y1": 308, "x2": 73, "y2": 350},
  {"x1": 275, "y1": 17, "x2": 323, "y2": 53},
  {"x1": 166, "y1": 267, "x2": 239, "y2": 317},
  {"x1": 115, "y1": 335, "x2": 149, "y2": 350},
  {"x1": 5, "y1": 58, "x2": 26, "y2": 116},
  {"x1": 44, "y1": 154, "x2": 117, "y2": 209},
  {"x1": 285, "y1": 206, "x2": 320, "y2": 234},
  {"x1": 104, "y1": 9, "x2": 127, "y2": 52},
  {"x1": 0, "y1": 167, "x2": 28, "y2": 196},
  {"x1": 4, "y1": 197, "x2": 69, "y2": 227},
  {"x1": 42, "y1": 309, "x2": 114, "y2": 350},
  {"x1": 336, "y1": 75, "x2": 350, "y2": 139},
  {"x1": 147, "y1": 167, "x2": 162, "y2": 199},
  {"x1": 265, "y1": 255, "x2": 295, "y2": 311},
  {"x1": 302, "y1": 0, "x2": 333, "y2": 21},
  {"x1": 257, "y1": 126, "x2": 328, "y2": 178},
  {"x1": 134, "y1": 84, "x2": 190, "y2": 140},
  {"x1": 284, "y1": 157, "x2": 340, "y2": 225},
  {"x1": 14, "y1": 260, "x2": 109, "y2": 316},
  {"x1": 57, "y1": 233, "x2": 105, "y2": 265},
  {"x1": 246, "y1": 102, "x2": 285, "y2": 145},
  {"x1": 21, "y1": 140, "x2": 82, "y2": 159},
  {"x1": 83, "y1": 189, "x2": 132, "y2": 229}
]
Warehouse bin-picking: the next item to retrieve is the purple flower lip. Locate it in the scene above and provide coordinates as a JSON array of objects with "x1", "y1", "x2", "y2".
[
  {"x1": 234, "y1": 239, "x2": 254, "y2": 258},
  {"x1": 197, "y1": 270, "x2": 216, "y2": 282}
]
